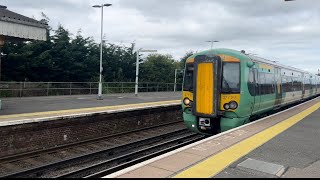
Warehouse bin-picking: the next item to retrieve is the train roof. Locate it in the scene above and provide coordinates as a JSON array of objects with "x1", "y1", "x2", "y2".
[
  {"x1": 247, "y1": 54, "x2": 313, "y2": 75},
  {"x1": 191, "y1": 48, "x2": 316, "y2": 76}
]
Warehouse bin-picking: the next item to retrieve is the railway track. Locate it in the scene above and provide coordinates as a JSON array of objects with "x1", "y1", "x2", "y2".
[
  {"x1": 2, "y1": 98, "x2": 317, "y2": 178},
  {"x1": 0, "y1": 121, "x2": 206, "y2": 178},
  {"x1": 58, "y1": 133, "x2": 205, "y2": 178}
]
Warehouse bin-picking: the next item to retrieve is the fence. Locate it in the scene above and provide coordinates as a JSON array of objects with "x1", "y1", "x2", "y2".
[{"x1": 0, "y1": 82, "x2": 183, "y2": 98}]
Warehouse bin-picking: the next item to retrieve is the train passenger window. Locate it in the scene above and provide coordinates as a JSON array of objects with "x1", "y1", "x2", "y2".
[
  {"x1": 282, "y1": 76, "x2": 287, "y2": 92},
  {"x1": 304, "y1": 78, "x2": 311, "y2": 90},
  {"x1": 257, "y1": 72, "x2": 277, "y2": 95},
  {"x1": 222, "y1": 63, "x2": 240, "y2": 93},
  {"x1": 312, "y1": 80, "x2": 315, "y2": 89},
  {"x1": 259, "y1": 73, "x2": 266, "y2": 95},
  {"x1": 265, "y1": 73, "x2": 275, "y2": 94},
  {"x1": 309, "y1": 79, "x2": 312, "y2": 90},
  {"x1": 293, "y1": 77, "x2": 302, "y2": 91},
  {"x1": 183, "y1": 64, "x2": 194, "y2": 91},
  {"x1": 284, "y1": 76, "x2": 293, "y2": 92}
]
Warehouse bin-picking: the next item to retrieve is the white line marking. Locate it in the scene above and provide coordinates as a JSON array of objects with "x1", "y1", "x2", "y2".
[
  {"x1": 0, "y1": 103, "x2": 181, "y2": 127},
  {"x1": 104, "y1": 97, "x2": 319, "y2": 178}
]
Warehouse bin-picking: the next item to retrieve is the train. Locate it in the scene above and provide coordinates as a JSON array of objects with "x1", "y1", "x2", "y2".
[{"x1": 182, "y1": 48, "x2": 320, "y2": 135}]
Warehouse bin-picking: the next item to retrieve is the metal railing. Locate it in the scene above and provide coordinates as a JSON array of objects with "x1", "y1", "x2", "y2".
[{"x1": 0, "y1": 82, "x2": 183, "y2": 98}]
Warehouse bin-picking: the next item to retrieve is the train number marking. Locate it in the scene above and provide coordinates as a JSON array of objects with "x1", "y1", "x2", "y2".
[{"x1": 222, "y1": 95, "x2": 238, "y2": 101}]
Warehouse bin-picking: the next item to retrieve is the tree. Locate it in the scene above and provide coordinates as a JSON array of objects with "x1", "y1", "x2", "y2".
[
  {"x1": 68, "y1": 31, "x2": 97, "y2": 82},
  {"x1": 140, "y1": 54, "x2": 177, "y2": 83},
  {"x1": 1, "y1": 13, "x2": 186, "y2": 85},
  {"x1": 48, "y1": 25, "x2": 73, "y2": 81},
  {"x1": 180, "y1": 51, "x2": 194, "y2": 69}
]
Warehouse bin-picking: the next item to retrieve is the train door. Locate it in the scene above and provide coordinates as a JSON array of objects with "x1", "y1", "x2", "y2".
[
  {"x1": 252, "y1": 68, "x2": 261, "y2": 113},
  {"x1": 192, "y1": 55, "x2": 222, "y2": 118},
  {"x1": 275, "y1": 68, "x2": 282, "y2": 106}
]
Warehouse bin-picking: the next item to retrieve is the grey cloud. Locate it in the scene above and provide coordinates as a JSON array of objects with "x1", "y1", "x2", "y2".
[
  {"x1": 3, "y1": 0, "x2": 90, "y2": 11},
  {"x1": 1, "y1": 0, "x2": 319, "y2": 73}
]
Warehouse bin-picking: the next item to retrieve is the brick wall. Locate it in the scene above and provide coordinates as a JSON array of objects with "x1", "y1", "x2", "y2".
[{"x1": 0, "y1": 105, "x2": 182, "y2": 159}]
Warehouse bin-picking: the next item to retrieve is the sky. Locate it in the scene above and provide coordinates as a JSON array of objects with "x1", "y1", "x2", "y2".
[{"x1": 2, "y1": 0, "x2": 320, "y2": 74}]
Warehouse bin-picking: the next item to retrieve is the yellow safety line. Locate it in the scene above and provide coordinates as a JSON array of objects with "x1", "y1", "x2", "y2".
[
  {"x1": 174, "y1": 102, "x2": 320, "y2": 178},
  {"x1": 0, "y1": 100, "x2": 181, "y2": 119}
]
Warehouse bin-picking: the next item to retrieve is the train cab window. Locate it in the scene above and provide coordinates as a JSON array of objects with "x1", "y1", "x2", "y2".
[
  {"x1": 248, "y1": 70, "x2": 256, "y2": 96},
  {"x1": 183, "y1": 64, "x2": 194, "y2": 92},
  {"x1": 222, "y1": 63, "x2": 240, "y2": 93}
]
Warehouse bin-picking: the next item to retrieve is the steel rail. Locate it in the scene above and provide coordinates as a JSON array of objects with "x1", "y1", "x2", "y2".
[
  {"x1": 0, "y1": 121, "x2": 183, "y2": 163},
  {"x1": 1, "y1": 127, "x2": 190, "y2": 178},
  {"x1": 57, "y1": 134, "x2": 206, "y2": 178}
]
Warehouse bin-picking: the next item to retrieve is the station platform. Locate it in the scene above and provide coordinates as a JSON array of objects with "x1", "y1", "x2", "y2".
[
  {"x1": 106, "y1": 97, "x2": 320, "y2": 178},
  {"x1": 0, "y1": 92, "x2": 181, "y2": 126}
]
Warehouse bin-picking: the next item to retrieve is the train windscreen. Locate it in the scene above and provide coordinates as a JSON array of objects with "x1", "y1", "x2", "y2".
[
  {"x1": 222, "y1": 63, "x2": 240, "y2": 93},
  {"x1": 183, "y1": 64, "x2": 194, "y2": 91}
]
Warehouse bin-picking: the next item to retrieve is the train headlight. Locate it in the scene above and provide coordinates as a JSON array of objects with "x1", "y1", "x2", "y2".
[
  {"x1": 224, "y1": 103, "x2": 230, "y2": 110},
  {"x1": 229, "y1": 101, "x2": 238, "y2": 110},
  {"x1": 183, "y1": 98, "x2": 191, "y2": 106}
]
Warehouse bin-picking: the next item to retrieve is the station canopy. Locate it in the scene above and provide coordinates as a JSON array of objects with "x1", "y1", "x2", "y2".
[{"x1": 0, "y1": 5, "x2": 48, "y2": 42}]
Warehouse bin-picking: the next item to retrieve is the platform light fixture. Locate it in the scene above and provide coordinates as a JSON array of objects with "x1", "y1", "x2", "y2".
[
  {"x1": 135, "y1": 48, "x2": 157, "y2": 96},
  {"x1": 206, "y1": 40, "x2": 219, "y2": 50},
  {"x1": 92, "y1": 3, "x2": 112, "y2": 100},
  {"x1": 0, "y1": 36, "x2": 4, "y2": 82},
  {"x1": 174, "y1": 69, "x2": 184, "y2": 92}
]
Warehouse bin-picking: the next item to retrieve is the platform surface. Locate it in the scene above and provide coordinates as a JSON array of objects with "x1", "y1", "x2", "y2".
[
  {"x1": 0, "y1": 92, "x2": 181, "y2": 126},
  {"x1": 105, "y1": 97, "x2": 320, "y2": 178},
  {"x1": 216, "y1": 106, "x2": 320, "y2": 178}
]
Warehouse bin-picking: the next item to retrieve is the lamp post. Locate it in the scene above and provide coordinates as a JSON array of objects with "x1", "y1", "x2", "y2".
[
  {"x1": 93, "y1": 3, "x2": 112, "y2": 100},
  {"x1": 0, "y1": 35, "x2": 5, "y2": 82},
  {"x1": 135, "y1": 49, "x2": 157, "y2": 96},
  {"x1": 206, "y1": 40, "x2": 219, "y2": 50},
  {"x1": 0, "y1": 48, "x2": 2, "y2": 82},
  {"x1": 174, "y1": 69, "x2": 184, "y2": 92},
  {"x1": 0, "y1": 47, "x2": 2, "y2": 82},
  {"x1": 0, "y1": 37, "x2": 3, "y2": 111}
]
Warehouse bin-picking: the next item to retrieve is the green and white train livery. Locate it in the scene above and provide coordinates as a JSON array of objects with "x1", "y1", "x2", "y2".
[{"x1": 182, "y1": 48, "x2": 320, "y2": 135}]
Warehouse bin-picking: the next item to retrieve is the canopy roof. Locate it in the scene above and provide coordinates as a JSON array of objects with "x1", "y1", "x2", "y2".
[{"x1": 0, "y1": 5, "x2": 48, "y2": 41}]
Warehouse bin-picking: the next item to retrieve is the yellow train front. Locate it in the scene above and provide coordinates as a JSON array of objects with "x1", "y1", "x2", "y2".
[{"x1": 182, "y1": 48, "x2": 320, "y2": 135}]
